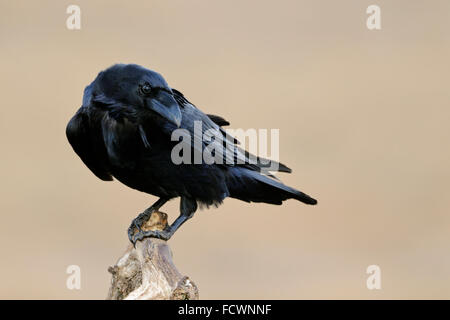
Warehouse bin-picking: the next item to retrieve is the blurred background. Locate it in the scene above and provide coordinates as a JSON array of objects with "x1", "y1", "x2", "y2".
[{"x1": 1, "y1": 0, "x2": 449, "y2": 299}]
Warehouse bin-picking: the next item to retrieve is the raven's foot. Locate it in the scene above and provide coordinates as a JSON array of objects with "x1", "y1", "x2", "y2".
[
  {"x1": 128, "y1": 210, "x2": 172, "y2": 245},
  {"x1": 127, "y1": 197, "x2": 196, "y2": 246},
  {"x1": 127, "y1": 198, "x2": 169, "y2": 245},
  {"x1": 127, "y1": 211, "x2": 149, "y2": 244},
  {"x1": 131, "y1": 228, "x2": 173, "y2": 244}
]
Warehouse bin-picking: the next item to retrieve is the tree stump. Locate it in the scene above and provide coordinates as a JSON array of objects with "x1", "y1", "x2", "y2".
[{"x1": 106, "y1": 211, "x2": 199, "y2": 300}]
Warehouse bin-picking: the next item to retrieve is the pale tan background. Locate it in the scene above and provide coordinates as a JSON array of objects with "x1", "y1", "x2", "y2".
[{"x1": 1, "y1": 0, "x2": 449, "y2": 299}]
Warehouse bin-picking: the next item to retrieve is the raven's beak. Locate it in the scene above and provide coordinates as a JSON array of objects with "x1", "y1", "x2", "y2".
[{"x1": 149, "y1": 91, "x2": 182, "y2": 127}]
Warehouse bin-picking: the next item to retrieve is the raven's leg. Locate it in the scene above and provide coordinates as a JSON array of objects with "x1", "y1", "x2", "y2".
[
  {"x1": 128, "y1": 197, "x2": 168, "y2": 244},
  {"x1": 166, "y1": 197, "x2": 198, "y2": 235},
  {"x1": 131, "y1": 197, "x2": 197, "y2": 243}
]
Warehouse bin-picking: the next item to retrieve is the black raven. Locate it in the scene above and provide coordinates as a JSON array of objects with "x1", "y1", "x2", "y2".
[{"x1": 66, "y1": 64, "x2": 317, "y2": 244}]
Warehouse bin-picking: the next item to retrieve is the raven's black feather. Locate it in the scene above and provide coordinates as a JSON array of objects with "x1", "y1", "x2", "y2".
[{"x1": 207, "y1": 114, "x2": 230, "y2": 127}]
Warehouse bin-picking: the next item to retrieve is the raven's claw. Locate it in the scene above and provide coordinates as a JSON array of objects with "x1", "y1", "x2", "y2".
[
  {"x1": 127, "y1": 198, "x2": 169, "y2": 245},
  {"x1": 127, "y1": 197, "x2": 195, "y2": 245},
  {"x1": 131, "y1": 229, "x2": 172, "y2": 244},
  {"x1": 127, "y1": 212, "x2": 147, "y2": 244}
]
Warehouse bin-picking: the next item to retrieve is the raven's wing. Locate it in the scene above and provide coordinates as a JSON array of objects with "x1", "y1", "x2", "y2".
[
  {"x1": 66, "y1": 107, "x2": 113, "y2": 181},
  {"x1": 172, "y1": 89, "x2": 291, "y2": 174}
]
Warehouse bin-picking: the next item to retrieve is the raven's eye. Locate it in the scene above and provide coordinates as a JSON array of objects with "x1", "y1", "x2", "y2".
[{"x1": 140, "y1": 83, "x2": 152, "y2": 95}]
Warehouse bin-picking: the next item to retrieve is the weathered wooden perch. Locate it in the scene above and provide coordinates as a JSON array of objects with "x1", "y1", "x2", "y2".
[{"x1": 107, "y1": 210, "x2": 199, "y2": 300}]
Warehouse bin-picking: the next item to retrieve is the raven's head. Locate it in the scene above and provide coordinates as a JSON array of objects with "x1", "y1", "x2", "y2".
[{"x1": 85, "y1": 64, "x2": 182, "y2": 127}]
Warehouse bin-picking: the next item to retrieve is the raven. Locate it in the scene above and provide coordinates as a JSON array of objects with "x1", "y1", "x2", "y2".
[{"x1": 66, "y1": 64, "x2": 317, "y2": 244}]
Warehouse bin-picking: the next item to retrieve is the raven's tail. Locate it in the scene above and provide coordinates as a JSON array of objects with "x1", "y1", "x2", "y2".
[{"x1": 226, "y1": 167, "x2": 317, "y2": 205}]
